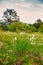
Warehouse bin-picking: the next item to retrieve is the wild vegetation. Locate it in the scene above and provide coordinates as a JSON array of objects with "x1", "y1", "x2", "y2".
[
  {"x1": 0, "y1": 9, "x2": 43, "y2": 65},
  {"x1": 0, "y1": 19, "x2": 43, "y2": 33},
  {"x1": 0, "y1": 31, "x2": 43, "y2": 65},
  {"x1": 0, "y1": 9, "x2": 43, "y2": 33}
]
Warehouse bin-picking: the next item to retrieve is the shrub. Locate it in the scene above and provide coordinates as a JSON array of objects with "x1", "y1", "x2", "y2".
[{"x1": 38, "y1": 24, "x2": 43, "y2": 32}]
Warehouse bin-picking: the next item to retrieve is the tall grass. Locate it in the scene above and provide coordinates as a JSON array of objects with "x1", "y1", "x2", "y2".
[{"x1": 0, "y1": 31, "x2": 43, "y2": 65}]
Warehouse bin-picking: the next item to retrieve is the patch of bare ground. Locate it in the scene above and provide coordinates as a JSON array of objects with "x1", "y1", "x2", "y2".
[{"x1": 14, "y1": 58, "x2": 23, "y2": 65}]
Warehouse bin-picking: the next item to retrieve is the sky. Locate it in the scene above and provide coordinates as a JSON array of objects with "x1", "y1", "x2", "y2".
[{"x1": 0, "y1": 0, "x2": 43, "y2": 23}]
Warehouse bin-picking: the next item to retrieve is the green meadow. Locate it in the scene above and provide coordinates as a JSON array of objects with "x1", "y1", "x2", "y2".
[{"x1": 0, "y1": 31, "x2": 43, "y2": 65}]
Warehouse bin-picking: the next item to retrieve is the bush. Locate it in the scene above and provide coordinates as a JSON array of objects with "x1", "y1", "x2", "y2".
[
  {"x1": 7, "y1": 22, "x2": 27, "y2": 32},
  {"x1": 26, "y1": 25, "x2": 38, "y2": 32},
  {"x1": 38, "y1": 24, "x2": 43, "y2": 32},
  {"x1": 0, "y1": 25, "x2": 8, "y2": 31},
  {"x1": 7, "y1": 24, "x2": 16, "y2": 32},
  {"x1": 0, "y1": 19, "x2": 43, "y2": 33}
]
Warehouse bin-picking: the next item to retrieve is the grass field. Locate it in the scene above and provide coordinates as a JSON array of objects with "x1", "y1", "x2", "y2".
[{"x1": 0, "y1": 31, "x2": 43, "y2": 65}]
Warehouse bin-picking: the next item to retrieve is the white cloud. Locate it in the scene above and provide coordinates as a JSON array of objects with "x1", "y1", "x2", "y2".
[
  {"x1": 21, "y1": 0, "x2": 24, "y2": 2},
  {"x1": 0, "y1": 0, "x2": 43, "y2": 23}
]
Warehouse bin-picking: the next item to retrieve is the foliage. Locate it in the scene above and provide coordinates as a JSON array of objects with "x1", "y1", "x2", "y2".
[
  {"x1": 33, "y1": 19, "x2": 42, "y2": 29},
  {"x1": 0, "y1": 32, "x2": 43, "y2": 65},
  {"x1": 7, "y1": 21, "x2": 27, "y2": 32},
  {"x1": 26, "y1": 25, "x2": 38, "y2": 32},
  {"x1": 38, "y1": 24, "x2": 43, "y2": 32},
  {"x1": 3, "y1": 9, "x2": 19, "y2": 23},
  {"x1": 0, "y1": 9, "x2": 43, "y2": 32},
  {"x1": 0, "y1": 18, "x2": 43, "y2": 33}
]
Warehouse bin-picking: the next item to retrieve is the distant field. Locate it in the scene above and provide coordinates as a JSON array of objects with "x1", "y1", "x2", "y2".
[{"x1": 0, "y1": 31, "x2": 43, "y2": 65}]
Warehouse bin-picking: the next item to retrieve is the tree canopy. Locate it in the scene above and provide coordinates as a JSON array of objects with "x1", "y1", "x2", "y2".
[{"x1": 2, "y1": 9, "x2": 19, "y2": 23}]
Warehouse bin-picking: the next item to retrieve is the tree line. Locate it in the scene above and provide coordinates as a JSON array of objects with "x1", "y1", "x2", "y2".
[{"x1": 0, "y1": 9, "x2": 43, "y2": 33}]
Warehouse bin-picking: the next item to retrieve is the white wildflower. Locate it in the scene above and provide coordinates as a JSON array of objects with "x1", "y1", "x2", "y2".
[
  {"x1": 39, "y1": 43, "x2": 43, "y2": 45},
  {"x1": 30, "y1": 34, "x2": 35, "y2": 41},
  {"x1": 14, "y1": 37, "x2": 17, "y2": 41},
  {"x1": 13, "y1": 37, "x2": 17, "y2": 42},
  {"x1": 0, "y1": 42, "x2": 3, "y2": 47},
  {"x1": 19, "y1": 32, "x2": 26, "y2": 36},
  {"x1": 8, "y1": 49, "x2": 12, "y2": 52},
  {"x1": 30, "y1": 34, "x2": 35, "y2": 45}
]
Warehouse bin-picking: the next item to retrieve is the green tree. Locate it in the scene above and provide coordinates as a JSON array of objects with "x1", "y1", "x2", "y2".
[
  {"x1": 3, "y1": 9, "x2": 19, "y2": 23},
  {"x1": 38, "y1": 23, "x2": 43, "y2": 32},
  {"x1": 33, "y1": 19, "x2": 42, "y2": 29}
]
